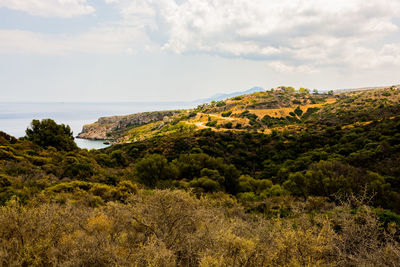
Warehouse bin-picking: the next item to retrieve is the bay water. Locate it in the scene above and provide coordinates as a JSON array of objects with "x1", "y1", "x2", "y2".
[{"x1": 0, "y1": 102, "x2": 196, "y2": 149}]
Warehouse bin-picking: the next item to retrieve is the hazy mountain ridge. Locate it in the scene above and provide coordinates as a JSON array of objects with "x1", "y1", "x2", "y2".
[{"x1": 195, "y1": 86, "x2": 265, "y2": 103}]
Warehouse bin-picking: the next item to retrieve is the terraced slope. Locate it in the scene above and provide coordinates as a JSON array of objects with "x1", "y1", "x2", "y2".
[{"x1": 78, "y1": 85, "x2": 400, "y2": 144}]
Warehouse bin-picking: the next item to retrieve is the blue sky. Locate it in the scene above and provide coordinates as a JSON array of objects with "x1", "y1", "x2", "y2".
[{"x1": 0, "y1": 0, "x2": 399, "y2": 102}]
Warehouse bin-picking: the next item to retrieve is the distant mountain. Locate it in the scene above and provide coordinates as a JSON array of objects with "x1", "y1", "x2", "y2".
[{"x1": 195, "y1": 86, "x2": 265, "y2": 103}]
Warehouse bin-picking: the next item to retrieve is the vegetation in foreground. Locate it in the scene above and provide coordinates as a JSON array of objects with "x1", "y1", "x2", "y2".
[
  {"x1": 1, "y1": 190, "x2": 399, "y2": 266},
  {"x1": 1, "y1": 86, "x2": 400, "y2": 266}
]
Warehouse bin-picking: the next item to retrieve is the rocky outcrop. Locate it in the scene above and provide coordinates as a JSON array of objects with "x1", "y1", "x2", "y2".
[
  {"x1": 77, "y1": 122, "x2": 113, "y2": 140},
  {"x1": 77, "y1": 110, "x2": 180, "y2": 140}
]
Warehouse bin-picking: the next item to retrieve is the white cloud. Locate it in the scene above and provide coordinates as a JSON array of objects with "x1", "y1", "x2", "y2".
[
  {"x1": 1, "y1": 0, "x2": 400, "y2": 73},
  {"x1": 0, "y1": 26, "x2": 153, "y2": 54},
  {"x1": 123, "y1": 0, "x2": 400, "y2": 72},
  {"x1": 0, "y1": 0, "x2": 95, "y2": 18},
  {"x1": 268, "y1": 61, "x2": 317, "y2": 74}
]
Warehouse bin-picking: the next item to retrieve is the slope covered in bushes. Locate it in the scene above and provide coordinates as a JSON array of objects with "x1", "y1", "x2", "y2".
[{"x1": 1, "y1": 86, "x2": 400, "y2": 266}]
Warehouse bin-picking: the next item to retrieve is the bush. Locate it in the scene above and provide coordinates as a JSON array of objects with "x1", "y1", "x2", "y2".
[
  {"x1": 216, "y1": 101, "x2": 226, "y2": 107},
  {"x1": 294, "y1": 106, "x2": 303, "y2": 117},
  {"x1": 221, "y1": 111, "x2": 232, "y2": 117},
  {"x1": 224, "y1": 122, "x2": 233, "y2": 129},
  {"x1": 0, "y1": 131, "x2": 17, "y2": 145},
  {"x1": 134, "y1": 154, "x2": 178, "y2": 187},
  {"x1": 25, "y1": 119, "x2": 77, "y2": 151},
  {"x1": 284, "y1": 160, "x2": 392, "y2": 204},
  {"x1": 205, "y1": 121, "x2": 217, "y2": 127},
  {"x1": 189, "y1": 177, "x2": 221, "y2": 192}
]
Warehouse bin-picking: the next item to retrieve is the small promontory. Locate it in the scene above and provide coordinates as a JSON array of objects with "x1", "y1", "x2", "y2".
[{"x1": 77, "y1": 110, "x2": 181, "y2": 141}]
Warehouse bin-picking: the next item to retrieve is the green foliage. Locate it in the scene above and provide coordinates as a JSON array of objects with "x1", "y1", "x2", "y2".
[
  {"x1": 375, "y1": 209, "x2": 400, "y2": 227},
  {"x1": 188, "y1": 112, "x2": 197, "y2": 118},
  {"x1": 1, "y1": 87, "x2": 400, "y2": 215},
  {"x1": 110, "y1": 149, "x2": 128, "y2": 166},
  {"x1": 45, "y1": 180, "x2": 137, "y2": 204},
  {"x1": 61, "y1": 156, "x2": 95, "y2": 180},
  {"x1": 261, "y1": 115, "x2": 290, "y2": 127},
  {"x1": 189, "y1": 177, "x2": 221, "y2": 192},
  {"x1": 284, "y1": 160, "x2": 390, "y2": 203},
  {"x1": 299, "y1": 87, "x2": 310, "y2": 94},
  {"x1": 241, "y1": 110, "x2": 259, "y2": 127},
  {"x1": 294, "y1": 106, "x2": 303, "y2": 117},
  {"x1": 302, "y1": 107, "x2": 320, "y2": 119},
  {"x1": 238, "y1": 175, "x2": 273, "y2": 193},
  {"x1": 134, "y1": 154, "x2": 178, "y2": 187},
  {"x1": 25, "y1": 119, "x2": 77, "y2": 151},
  {"x1": 0, "y1": 131, "x2": 17, "y2": 145},
  {"x1": 205, "y1": 120, "x2": 217, "y2": 127},
  {"x1": 221, "y1": 111, "x2": 232, "y2": 117},
  {"x1": 280, "y1": 86, "x2": 296, "y2": 92},
  {"x1": 223, "y1": 122, "x2": 233, "y2": 129},
  {"x1": 216, "y1": 101, "x2": 226, "y2": 107}
]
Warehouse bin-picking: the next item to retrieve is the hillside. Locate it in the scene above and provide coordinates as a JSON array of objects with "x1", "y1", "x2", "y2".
[
  {"x1": 78, "y1": 85, "x2": 400, "y2": 144},
  {"x1": 1, "y1": 85, "x2": 400, "y2": 265}
]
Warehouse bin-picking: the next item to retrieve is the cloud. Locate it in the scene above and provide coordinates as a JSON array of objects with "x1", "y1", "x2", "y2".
[
  {"x1": 268, "y1": 61, "x2": 318, "y2": 74},
  {"x1": 0, "y1": 26, "x2": 153, "y2": 54},
  {"x1": 1, "y1": 0, "x2": 400, "y2": 73},
  {"x1": 0, "y1": 0, "x2": 95, "y2": 18},
  {"x1": 113, "y1": 0, "x2": 400, "y2": 71}
]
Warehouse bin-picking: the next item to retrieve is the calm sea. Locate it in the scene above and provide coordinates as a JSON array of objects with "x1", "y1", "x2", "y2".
[{"x1": 0, "y1": 102, "x2": 196, "y2": 149}]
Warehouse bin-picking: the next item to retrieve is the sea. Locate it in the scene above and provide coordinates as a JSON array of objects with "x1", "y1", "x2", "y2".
[{"x1": 0, "y1": 102, "x2": 197, "y2": 149}]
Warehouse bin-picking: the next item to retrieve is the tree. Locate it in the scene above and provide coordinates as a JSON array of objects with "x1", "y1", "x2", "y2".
[
  {"x1": 0, "y1": 131, "x2": 17, "y2": 145},
  {"x1": 134, "y1": 154, "x2": 178, "y2": 187},
  {"x1": 25, "y1": 119, "x2": 77, "y2": 151},
  {"x1": 294, "y1": 106, "x2": 303, "y2": 117},
  {"x1": 299, "y1": 87, "x2": 310, "y2": 94}
]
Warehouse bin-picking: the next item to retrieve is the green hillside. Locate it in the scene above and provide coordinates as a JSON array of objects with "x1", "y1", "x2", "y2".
[
  {"x1": 79, "y1": 85, "x2": 400, "y2": 144},
  {"x1": 1, "y1": 85, "x2": 400, "y2": 265}
]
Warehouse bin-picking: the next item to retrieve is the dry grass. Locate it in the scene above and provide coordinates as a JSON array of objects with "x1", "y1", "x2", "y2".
[{"x1": 243, "y1": 99, "x2": 336, "y2": 118}]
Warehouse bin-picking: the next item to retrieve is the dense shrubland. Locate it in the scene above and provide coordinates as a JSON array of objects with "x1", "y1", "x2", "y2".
[
  {"x1": 1, "y1": 87, "x2": 400, "y2": 265},
  {"x1": 1, "y1": 190, "x2": 400, "y2": 266}
]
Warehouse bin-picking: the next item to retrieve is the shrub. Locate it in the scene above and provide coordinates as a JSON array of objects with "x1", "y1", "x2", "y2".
[
  {"x1": 221, "y1": 111, "x2": 232, "y2": 117},
  {"x1": 206, "y1": 121, "x2": 217, "y2": 127},
  {"x1": 134, "y1": 154, "x2": 178, "y2": 187},
  {"x1": 294, "y1": 106, "x2": 303, "y2": 117},
  {"x1": 25, "y1": 119, "x2": 77, "y2": 151},
  {"x1": 224, "y1": 122, "x2": 233, "y2": 129}
]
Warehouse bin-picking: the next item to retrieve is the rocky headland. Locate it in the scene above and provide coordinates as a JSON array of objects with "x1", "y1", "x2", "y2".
[{"x1": 77, "y1": 110, "x2": 181, "y2": 141}]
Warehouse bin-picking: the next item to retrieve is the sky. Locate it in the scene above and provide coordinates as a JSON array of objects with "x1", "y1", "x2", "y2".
[{"x1": 0, "y1": 0, "x2": 399, "y2": 102}]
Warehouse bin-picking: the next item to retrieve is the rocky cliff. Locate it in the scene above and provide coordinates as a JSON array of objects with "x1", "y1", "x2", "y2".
[{"x1": 77, "y1": 110, "x2": 180, "y2": 141}]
